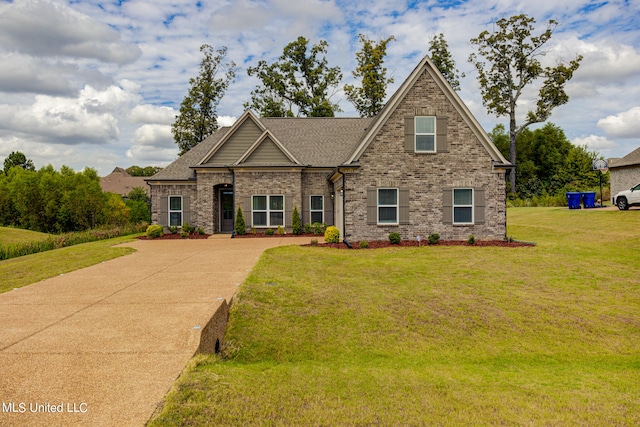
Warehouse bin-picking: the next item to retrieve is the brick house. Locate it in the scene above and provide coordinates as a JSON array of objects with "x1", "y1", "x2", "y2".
[
  {"x1": 146, "y1": 55, "x2": 512, "y2": 241},
  {"x1": 609, "y1": 147, "x2": 640, "y2": 202}
]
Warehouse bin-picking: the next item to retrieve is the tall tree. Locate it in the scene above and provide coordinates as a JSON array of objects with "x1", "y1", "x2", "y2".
[
  {"x1": 468, "y1": 14, "x2": 582, "y2": 194},
  {"x1": 3, "y1": 151, "x2": 35, "y2": 174},
  {"x1": 245, "y1": 36, "x2": 342, "y2": 117},
  {"x1": 428, "y1": 33, "x2": 464, "y2": 92},
  {"x1": 172, "y1": 44, "x2": 237, "y2": 155},
  {"x1": 344, "y1": 34, "x2": 395, "y2": 117}
]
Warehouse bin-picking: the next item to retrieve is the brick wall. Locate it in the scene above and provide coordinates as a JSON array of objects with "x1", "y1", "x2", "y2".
[
  {"x1": 346, "y1": 69, "x2": 507, "y2": 242},
  {"x1": 610, "y1": 166, "x2": 640, "y2": 202},
  {"x1": 149, "y1": 183, "x2": 197, "y2": 226}
]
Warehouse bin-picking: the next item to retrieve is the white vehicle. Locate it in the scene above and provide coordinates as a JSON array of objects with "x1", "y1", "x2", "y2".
[{"x1": 613, "y1": 183, "x2": 640, "y2": 210}]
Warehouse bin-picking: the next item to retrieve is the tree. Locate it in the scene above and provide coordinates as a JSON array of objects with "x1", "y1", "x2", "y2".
[
  {"x1": 428, "y1": 33, "x2": 464, "y2": 92},
  {"x1": 3, "y1": 151, "x2": 35, "y2": 174},
  {"x1": 172, "y1": 44, "x2": 237, "y2": 155},
  {"x1": 245, "y1": 37, "x2": 342, "y2": 117},
  {"x1": 291, "y1": 206, "x2": 302, "y2": 235},
  {"x1": 125, "y1": 187, "x2": 150, "y2": 224},
  {"x1": 126, "y1": 166, "x2": 162, "y2": 177},
  {"x1": 234, "y1": 206, "x2": 246, "y2": 235},
  {"x1": 468, "y1": 14, "x2": 582, "y2": 194},
  {"x1": 344, "y1": 34, "x2": 395, "y2": 117}
]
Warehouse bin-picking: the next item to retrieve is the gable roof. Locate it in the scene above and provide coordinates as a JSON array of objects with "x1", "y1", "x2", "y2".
[
  {"x1": 345, "y1": 55, "x2": 510, "y2": 166},
  {"x1": 100, "y1": 166, "x2": 148, "y2": 195},
  {"x1": 609, "y1": 146, "x2": 640, "y2": 168}
]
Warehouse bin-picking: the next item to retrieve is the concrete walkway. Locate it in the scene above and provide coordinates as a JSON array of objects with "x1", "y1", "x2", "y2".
[{"x1": 0, "y1": 235, "x2": 312, "y2": 427}]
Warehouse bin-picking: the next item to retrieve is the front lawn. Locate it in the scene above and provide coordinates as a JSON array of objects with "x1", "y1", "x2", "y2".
[{"x1": 150, "y1": 208, "x2": 639, "y2": 425}]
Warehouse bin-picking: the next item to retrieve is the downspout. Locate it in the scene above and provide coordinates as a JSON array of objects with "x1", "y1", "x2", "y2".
[{"x1": 226, "y1": 166, "x2": 235, "y2": 238}]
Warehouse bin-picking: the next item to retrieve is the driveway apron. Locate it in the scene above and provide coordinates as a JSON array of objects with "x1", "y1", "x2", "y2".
[{"x1": 0, "y1": 235, "x2": 312, "y2": 427}]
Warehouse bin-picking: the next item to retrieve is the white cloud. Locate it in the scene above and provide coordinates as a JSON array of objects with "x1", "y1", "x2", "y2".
[
  {"x1": 597, "y1": 107, "x2": 640, "y2": 138},
  {"x1": 572, "y1": 135, "x2": 619, "y2": 150},
  {"x1": 129, "y1": 105, "x2": 176, "y2": 124},
  {"x1": 558, "y1": 38, "x2": 640, "y2": 83},
  {"x1": 0, "y1": 0, "x2": 141, "y2": 65},
  {"x1": 132, "y1": 124, "x2": 173, "y2": 147},
  {"x1": 0, "y1": 82, "x2": 140, "y2": 144}
]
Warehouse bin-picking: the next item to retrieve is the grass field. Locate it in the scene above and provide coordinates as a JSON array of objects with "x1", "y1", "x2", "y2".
[
  {"x1": 0, "y1": 235, "x2": 138, "y2": 294},
  {"x1": 0, "y1": 226, "x2": 49, "y2": 245},
  {"x1": 148, "y1": 208, "x2": 640, "y2": 426}
]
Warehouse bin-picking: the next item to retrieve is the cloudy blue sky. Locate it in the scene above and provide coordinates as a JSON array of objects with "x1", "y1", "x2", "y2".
[{"x1": 0, "y1": 0, "x2": 639, "y2": 176}]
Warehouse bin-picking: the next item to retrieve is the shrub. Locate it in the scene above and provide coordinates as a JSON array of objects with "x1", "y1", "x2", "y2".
[
  {"x1": 359, "y1": 240, "x2": 369, "y2": 249},
  {"x1": 251, "y1": 226, "x2": 257, "y2": 235},
  {"x1": 291, "y1": 207, "x2": 302, "y2": 235},
  {"x1": 182, "y1": 222, "x2": 194, "y2": 234},
  {"x1": 264, "y1": 228, "x2": 274, "y2": 236},
  {"x1": 310, "y1": 239, "x2": 318, "y2": 246},
  {"x1": 312, "y1": 222, "x2": 324, "y2": 235},
  {"x1": 235, "y1": 207, "x2": 246, "y2": 235},
  {"x1": 277, "y1": 225, "x2": 285, "y2": 235},
  {"x1": 324, "y1": 226, "x2": 340, "y2": 243},
  {"x1": 467, "y1": 234, "x2": 476, "y2": 245},
  {"x1": 168, "y1": 225, "x2": 178, "y2": 234},
  {"x1": 428, "y1": 233, "x2": 440, "y2": 245},
  {"x1": 180, "y1": 230, "x2": 189, "y2": 238},
  {"x1": 146, "y1": 224, "x2": 164, "y2": 238},
  {"x1": 196, "y1": 227, "x2": 205, "y2": 235},
  {"x1": 388, "y1": 232, "x2": 401, "y2": 244},
  {"x1": 304, "y1": 223, "x2": 312, "y2": 234}
]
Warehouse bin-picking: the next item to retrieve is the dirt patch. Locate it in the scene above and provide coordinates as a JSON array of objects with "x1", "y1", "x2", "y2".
[{"x1": 305, "y1": 240, "x2": 534, "y2": 249}]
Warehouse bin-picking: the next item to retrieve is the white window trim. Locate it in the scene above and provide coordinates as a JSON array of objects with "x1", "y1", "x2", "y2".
[
  {"x1": 252, "y1": 195, "x2": 285, "y2": 228},
  {"x1": 310, "y1": 195, "x2": 324, "y2": 224},
  {"x1": 168, "y1": 195, "x2": 183, "y2": 227},
  {"x1": 377, "y1": 188, "x2": 399, "y2": 225},
  {"x1": 415, "y1": 116, "x2": 436, "y2": 153},
  {"x1": 453, "y1": 188, "x2": 474, "y2": 225}
]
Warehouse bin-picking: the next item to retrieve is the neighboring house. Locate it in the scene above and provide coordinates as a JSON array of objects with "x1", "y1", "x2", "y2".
[
  {"x1": 100, "y1": 167, "x2": 149, "y2": 197},
  {"x1": 146, "y1": 55, "x2": 512, "y2": 241},
  {"x1": 609, "y1": 147, "x2": 640, "y2": 202}
]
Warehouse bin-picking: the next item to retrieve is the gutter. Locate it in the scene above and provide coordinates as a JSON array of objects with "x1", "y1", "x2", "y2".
[
  {"x1": 226, "y1": 166, "x2": 235, "y2": 238},
  {"x1": 334, "y1": 168, "x2": 351, "y2": 248}
]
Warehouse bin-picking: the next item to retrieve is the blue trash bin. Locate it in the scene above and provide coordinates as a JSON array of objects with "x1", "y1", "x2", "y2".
[
  {"x1": 582, "y1": 192, "x2": 596, "y2": 208},
  {"x1": 566, "y1": 192, "x2": 582, "y2": 209}
]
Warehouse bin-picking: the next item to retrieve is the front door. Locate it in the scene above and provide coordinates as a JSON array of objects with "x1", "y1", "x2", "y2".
[{"x1": 220, "y1": 190, "x2": 234, "y2": 233}]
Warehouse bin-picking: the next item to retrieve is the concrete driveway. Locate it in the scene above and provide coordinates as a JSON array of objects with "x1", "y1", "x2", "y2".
[{"x1": 0, "y1": 235, "x2": 312, "y2": 427}]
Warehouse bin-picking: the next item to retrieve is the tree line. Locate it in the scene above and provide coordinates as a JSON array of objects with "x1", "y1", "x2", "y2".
[
  {"x1": 0, "y1": 153, "x2": 150, "y2": 233},
  {"x1": 173, "y1": 14, "x2": 587, "y2": 201}
]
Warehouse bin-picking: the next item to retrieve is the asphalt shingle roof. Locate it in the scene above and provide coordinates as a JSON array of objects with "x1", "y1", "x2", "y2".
[{"x1": 609, "y1": 146, "x2": 640, "y2": 168}]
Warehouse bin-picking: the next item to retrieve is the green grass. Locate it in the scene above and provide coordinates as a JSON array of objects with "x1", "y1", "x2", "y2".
[
  {"x1": 0, "y1": 235, "x2": 138, "y2": 294},
  {"x1": 0, "y1": 226, "x2": 50, "y2": 245},
  {"x1": 150, "y1": 207, "x2": 640, "y2": 425}
]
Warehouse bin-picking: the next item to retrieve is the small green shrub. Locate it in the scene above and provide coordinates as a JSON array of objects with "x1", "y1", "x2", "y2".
[
  {"x1": 167, "y1": 225, "x2": 178, "y2": 234},
  {"x1": 277, "y1": 225, "x2": 285, "y2": 235},
  {"x1": 264, "y1": 228, "x2": 274, "y2": 236},
  {"x1": 235, "y1": 207, "x2": 246, "y2": 235},
  {"x1": 196, "y1": 227, "x2": 205, "y2": 235},
  {"x1": 467, "y1": 234, "x2": 476, "y2": 245},
  {"x1": 312, "y1": 222, "x2": 324, "y2": 235},
  {"x1": 310, "y1": 239, "x2": 318, "y2": 246},
  {"x1": 180, "y1": 230, "x2": 189, "y2": 238},
  {"x1": 182, "y1": 222, "x2": 194, "y2": 234},
  {"x1": 251, "y1": 226, "x2": 257, "y2": 235},
  {"x1": 292, "y1": 207, "x2": 302, "y2": 235},
  {"x1": 304, "y1": 223, "x2": 312, "y2": 234},
  {"x1": 359, "y1": 240, "x2": 369, "y2": 249},
  {"x1": 324, "y1": 226, "x2": 340, "y2": 243},
  {"x1": 389, "y1": 232, "x2": 401, "y2": 244},
  {"x1": 146, "y1": 224, "x2": 164, "y2": 238},
  {"x1": 428, "y1": 233, "x2": 440, "y2": 245}
]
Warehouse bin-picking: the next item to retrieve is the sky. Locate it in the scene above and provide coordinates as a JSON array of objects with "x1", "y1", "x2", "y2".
[{"x1": 0, "y1": 0, "x2": 639, "y2": 176}]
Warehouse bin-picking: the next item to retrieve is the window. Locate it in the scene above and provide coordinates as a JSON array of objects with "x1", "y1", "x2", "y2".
[
  {"x1": 378, "y1": 188, "x2": 398, "y2": 224},
  {"x1": 415, "y1": 116, "x2": 436, "y2": 152},
  {"x1": 252, "y1": 195, "x2": 284, "y2": 227},
  {"x1": 453, "y1": 189, "x2": 473, "y2": 224},
  {"x1": 310, "y1": 195, "x2": 323, "y2": 224},
  {"x1": 169, "y1": 196, "x2": 182, "y2": 227}
]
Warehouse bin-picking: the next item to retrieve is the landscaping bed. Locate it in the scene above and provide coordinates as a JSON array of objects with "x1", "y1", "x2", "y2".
[
  {"x1": 307, "y1": 239, "x2": 534, "y2": 248},
  {"x1": 138, "y1": 233, "x2": 211, "y2": 240}
]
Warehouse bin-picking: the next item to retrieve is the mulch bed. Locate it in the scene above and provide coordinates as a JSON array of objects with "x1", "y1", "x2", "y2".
[
  {"x1": 137, "y1": 233, "x2": 211, "y2": 240},
  {"x1": 306, "y1": 240, "x2": 534, "y2": 249}
]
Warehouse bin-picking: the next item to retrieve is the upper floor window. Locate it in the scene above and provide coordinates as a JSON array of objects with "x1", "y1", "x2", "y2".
[{"x1": 415, "y1": 116, "x2": 436, "y2": 152}]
